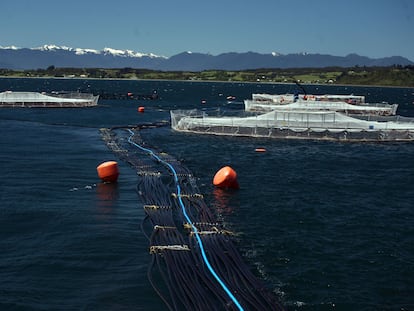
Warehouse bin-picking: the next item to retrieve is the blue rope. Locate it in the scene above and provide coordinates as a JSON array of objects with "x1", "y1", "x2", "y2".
[{"x1": 127, "y1": 129, "x2": 244, "y2": 311}]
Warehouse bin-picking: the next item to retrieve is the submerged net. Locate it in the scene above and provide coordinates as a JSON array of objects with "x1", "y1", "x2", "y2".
[{"x1": 100, "y1": 124, "x2": 284, "y2": 311}]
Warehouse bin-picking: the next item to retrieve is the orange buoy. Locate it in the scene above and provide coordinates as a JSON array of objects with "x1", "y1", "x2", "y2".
[
  {"x1": 213, "y1": 166, "x2": 239, "y2": 189},
  {"x1": 138, "y1": 106, "x2": 145, "y2": 113},
  {"x1": 255, "y1": 147, "x2": 267, "y2": 152},
  {"x1": 97, "y1": 161, "x2": 119, "y2": 183}
]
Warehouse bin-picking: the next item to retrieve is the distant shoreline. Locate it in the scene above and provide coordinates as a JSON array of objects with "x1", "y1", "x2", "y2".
[{"x1": 1, "y1": 65, "x2": 413, "y2": 89}]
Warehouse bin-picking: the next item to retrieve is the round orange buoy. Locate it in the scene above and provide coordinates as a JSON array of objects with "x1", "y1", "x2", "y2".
[
  {"x1": 255, "y1": 148, "x2": 267, "y2": 152},
  {"x1": 138, "y1": 106, "x2": 145, "y2": 113},
  {"x1": 213, "y1": 166, "x2": 239, "y2": 189},
  {"x1": 97, "y1": 161, "x2": 119, "y2": 183}
]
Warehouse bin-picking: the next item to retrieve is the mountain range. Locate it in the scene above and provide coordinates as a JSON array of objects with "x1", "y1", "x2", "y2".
[{"x1": 1, "y1": 45, "x2": 413, "y2": 71}]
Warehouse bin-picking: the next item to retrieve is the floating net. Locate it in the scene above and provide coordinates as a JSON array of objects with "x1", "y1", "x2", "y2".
[
  {"x1": 170, "y1": 109, "x2": 414, "y2": 142},
  {"x1": 244, "y1": 99, "x2": 398, "y2": 115},
  {"x1": 0, "y1": 91, "x2": 98, "y2": 107},
  {"x1": 100, "y1": 124, "x2": 285, "y2": 311}
]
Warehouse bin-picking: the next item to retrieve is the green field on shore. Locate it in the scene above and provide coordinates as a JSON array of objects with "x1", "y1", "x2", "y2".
[{"x1": 1, "y1": 65, "x2": 413, "y2": 87}]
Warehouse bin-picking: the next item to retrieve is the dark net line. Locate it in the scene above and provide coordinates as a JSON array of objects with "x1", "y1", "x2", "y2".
[{"x1": 100, "y1": 125, "x2": 285, "y2": 310}]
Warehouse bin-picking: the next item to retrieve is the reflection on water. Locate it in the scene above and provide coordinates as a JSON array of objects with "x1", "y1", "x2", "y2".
[
  {"x1": 96, "y1": 182, "x2": 119, "y2": 215},
  {"x1": 212, "y1": 188, "x2": 239, "y2": 217}
]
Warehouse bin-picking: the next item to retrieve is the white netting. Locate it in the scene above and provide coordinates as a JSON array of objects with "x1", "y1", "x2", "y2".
[
  {"x1": 0, "y1": 91, "x2": 98, "y2": 107},
  {"x1": 244, "y1": 99, "x2": 398, "y2": 115},
  {"x1": 170, "y1": 109, "x2": 414, "y2": 142}
]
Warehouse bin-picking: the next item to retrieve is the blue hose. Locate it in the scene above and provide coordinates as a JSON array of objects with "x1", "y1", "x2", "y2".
[{"x1": 127, "y1": 129, "x2": 244, "y2": 311}]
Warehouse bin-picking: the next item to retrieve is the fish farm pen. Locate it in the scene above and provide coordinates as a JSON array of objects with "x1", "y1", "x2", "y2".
[
  {"x1": 170, "y1": 108, "x2": 414, "y2": 142},
  {"x1": 0, "y1": 91, "x2": 99, "y2": 108},
  {"x1": 100, "y1": 124, "x2": 285, "y2": 311}
]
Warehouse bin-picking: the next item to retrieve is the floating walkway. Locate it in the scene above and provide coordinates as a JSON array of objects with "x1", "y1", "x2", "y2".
[{"x1": 100, "y1": 123, "x2": 284, "y2": 311}]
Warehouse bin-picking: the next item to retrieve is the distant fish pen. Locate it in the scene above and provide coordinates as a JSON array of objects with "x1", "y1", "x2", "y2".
[
  {"x1": 170, "y1": 109, "x2": 414, "y2": 142},
  {"x1": 0, "y1": 91, "x2": 99, "y2": 108},
  {"x1": 100, "y1": 124, "x2": 284, "y2": 311}
]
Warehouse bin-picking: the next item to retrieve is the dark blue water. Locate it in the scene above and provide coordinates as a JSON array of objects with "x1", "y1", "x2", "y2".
[{"x1": 1, "y1": 78, "x2": 413, "y2": 310}]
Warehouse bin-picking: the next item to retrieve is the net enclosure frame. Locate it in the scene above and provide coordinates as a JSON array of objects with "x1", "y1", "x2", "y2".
[{"x1": 170, "y1": 108, "x2": 414, "y2": 142}]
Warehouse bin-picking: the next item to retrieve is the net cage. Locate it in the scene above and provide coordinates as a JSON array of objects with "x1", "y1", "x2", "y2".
[
  {"x1": 0, "y1": 91, "x2": 98, "y2": 107},
  {"x1": 251, "y1": 93, "x2": 366, "y2": 104},
  {"x1": 170, "y1": 108, "x2": 414, "y2": 142},
  {"x1": 244, "y1": 99, "x2": 399, "y2": 115}
]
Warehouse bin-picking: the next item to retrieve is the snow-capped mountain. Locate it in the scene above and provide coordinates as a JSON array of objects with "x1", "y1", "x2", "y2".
[
  {"x1": 0, "y1": 45, "x2": 166, "y2": 69},
  {"x1": 101, "y1": 47, "x2": 161, "y2": 59},
  {"x1": 0, "y1": 45, "x2": 412, "y2": 70},
  {"x1": 28, "y1": 44, "x2": 163, "y2": 58}
]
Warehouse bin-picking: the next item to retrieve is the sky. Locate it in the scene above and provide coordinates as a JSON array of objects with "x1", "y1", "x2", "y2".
[{"x1": 0, "y1": 0, "x2": 413, "y2": 61}]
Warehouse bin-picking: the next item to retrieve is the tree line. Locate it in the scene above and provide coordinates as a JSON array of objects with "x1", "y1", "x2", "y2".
[{"x1": 1, "y1": 65, "x2": 413, "y2": 87}]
